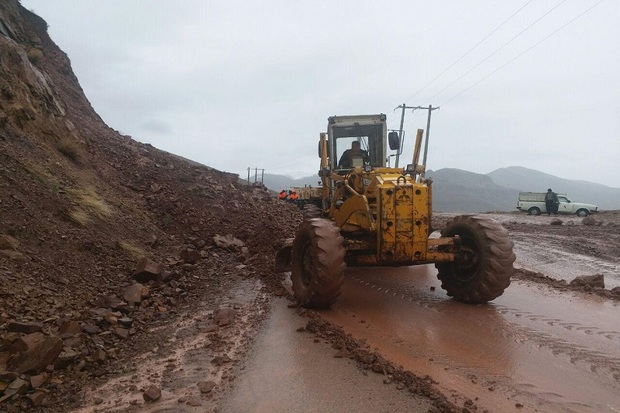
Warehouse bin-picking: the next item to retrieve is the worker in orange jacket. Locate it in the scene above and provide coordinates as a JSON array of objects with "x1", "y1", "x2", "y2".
[
  {"x1": 278, "y1": 190, "x2": 287, "y2": 201},
  {"x1": 289, "y1": 190, "x2": 298, "y2": 201}
]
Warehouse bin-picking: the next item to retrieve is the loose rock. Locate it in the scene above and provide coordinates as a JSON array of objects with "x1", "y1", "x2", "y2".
[
  {"x1": 569, "y1": 274, "x2": 605, "y2": 289},
  {"x1": 213, "y1": 234, "x2": 245, "y2": 251},
  {"x1": 582, "y1": 216, "x2": 600, "y2": 226},
  {"x1": 213, "y1": 307, "x2": 236, "y2": 326},
  {"x1": 123, "y1": 283, "x2": 149, "y2": 304},
  {"x1": 133, "y1": 258, "x2": 163, "y2": 282},
  {"x1": 180, "y1": 248, "x2": 202, "y2": 263},
  {"x1": 143, "y1": 384, "x2": 162, "y2": 402},
  {"x1": 197, "y1": 380, "x2": 216, "y2": 393},
  {"x1": 58, "y1": 320, "x2": 81, "y2": 335},
  {"x1": 8, "y1": 336, "x2": 64, "y2": 374},
  {"x1": 7, "y1": 322, "x2": 43, "y2": 334}
]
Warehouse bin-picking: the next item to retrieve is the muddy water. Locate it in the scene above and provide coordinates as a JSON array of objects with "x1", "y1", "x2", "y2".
[
  {"x1": 321, "y1": 266, "x2": 620, "y2": 413},
  {"x1": 513, "y1": 235, "x2": 620, "y2": 289},
  {"x1": 71, "y1": 278, "x2": 266, "y2": 413},
  {"x1": 221, "y1": 298, "x2": 435, "y2": 413}
]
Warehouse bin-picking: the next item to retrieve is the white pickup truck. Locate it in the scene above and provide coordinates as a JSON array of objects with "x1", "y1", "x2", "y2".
[{"x1": 516, "y1": 192, "x2": 598, "y2": 217}]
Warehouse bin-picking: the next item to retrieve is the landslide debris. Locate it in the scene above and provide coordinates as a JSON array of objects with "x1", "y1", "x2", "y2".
[
  {"x1": 514, "y1": 269, "x2": 620, "y2": 301},
  {"x1": 0, "y1": 1, "x2": 300, "y2": 410}
]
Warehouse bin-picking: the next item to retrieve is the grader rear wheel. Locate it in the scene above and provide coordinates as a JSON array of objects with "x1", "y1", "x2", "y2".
[
  {"x1": 291, "y1": 218, "x2": 346, "y2": 308},
  {"x1": 435, "y1": 215, "x2": 515, "y2": 303}
]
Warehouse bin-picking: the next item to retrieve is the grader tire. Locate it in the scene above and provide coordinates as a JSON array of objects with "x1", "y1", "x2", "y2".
[
  {"x1": 291, "y1": 218, "x2": 346, "y2": 308},
  {"x1": 435, "y1": 215, "x2": 515, "y2": 304}
]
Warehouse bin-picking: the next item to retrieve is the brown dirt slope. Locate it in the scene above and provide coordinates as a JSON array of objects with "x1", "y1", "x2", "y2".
[{"x1": 1, "y1": 1, "x2": 300, "y2": 410}]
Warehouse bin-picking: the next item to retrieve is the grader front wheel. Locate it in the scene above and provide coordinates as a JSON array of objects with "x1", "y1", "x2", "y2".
[
  {"x1": 435, "y1": 215, "x2": 515, "y2": 303},
  {"x1": 291, "y1": 218, "x2": 346, "y2": 308}
]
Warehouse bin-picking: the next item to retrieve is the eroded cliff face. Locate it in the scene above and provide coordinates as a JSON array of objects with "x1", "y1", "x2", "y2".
[
  {"x1": 0, "y1": 2, "x2": 297, "y2": 409},
  {"x1": 0, "y1": 1, "x2": 82, "y2": 143}
]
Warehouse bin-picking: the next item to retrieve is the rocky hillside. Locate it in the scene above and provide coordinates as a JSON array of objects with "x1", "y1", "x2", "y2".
[
  {"x1": 0, "y1": 1, "x2": 298, "y2": 410},
  {"x1": 425, "y1": 168, "x2": 517, "y2": 212}
]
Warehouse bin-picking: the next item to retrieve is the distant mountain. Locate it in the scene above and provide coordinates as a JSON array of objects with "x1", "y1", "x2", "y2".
[
  {"x1": 488, "y1": 166, "x2": 620, "y2": 210},
  {"x1": 260, "y1": 173, "x2": 321, "y2": 192},
  {"x1": 426, "y1": 168, "x2": 516, "y2": 212},
  {"x1": 260, "y1": 166, "x2": 620, "y2": 213}
]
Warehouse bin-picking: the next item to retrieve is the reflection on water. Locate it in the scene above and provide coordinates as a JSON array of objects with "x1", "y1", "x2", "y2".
[
  {"x1": 324, "y1": 265, "x2": 620, "y2": 413},
  {"x1": 344, "y1": 265, "x2": 518, "y2": 378}
]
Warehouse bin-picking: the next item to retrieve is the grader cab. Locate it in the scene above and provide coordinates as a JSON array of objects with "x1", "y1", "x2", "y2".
[{"x1": 276, "y1": 114, "x2": 515, "y2": 308}]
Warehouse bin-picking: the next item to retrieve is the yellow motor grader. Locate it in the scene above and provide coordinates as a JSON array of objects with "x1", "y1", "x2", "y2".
[{"x1": 276, "y1": 114, "x2": 515, "y2": 308}]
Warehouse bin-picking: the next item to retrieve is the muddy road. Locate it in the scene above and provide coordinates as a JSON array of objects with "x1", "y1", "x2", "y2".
[
  {"x1": 322, "y1": 266, "x2": 619, "y2": 412},
  {"x1": 68, "y1": 212, "x2": 620, "y2": 412},
  {"x1": 317, "y1": 212, "x2": 620, "y2": 412}
]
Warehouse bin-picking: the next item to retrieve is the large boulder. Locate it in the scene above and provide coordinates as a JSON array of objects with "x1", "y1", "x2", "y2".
[
  {"x1": 8, "y1": 332, "x2": 46, "y2": 353},
  {"x1": 8, "y1": 336, "x2": 63, "y2": 374}
]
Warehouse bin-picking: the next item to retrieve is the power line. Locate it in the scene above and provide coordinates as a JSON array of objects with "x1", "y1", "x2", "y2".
[
  {"x1": 403, "y1": 0, "x2": 535, "y2": 103},
  {"x1": 264, "y1": 159, "x2": 304, "y2": 171},
  {"x1": 439, "y1": 0, "x2": 606, "y2": 107},
  {"x1": 423, "y1": 0, "x2": 569, "y2": 105}
]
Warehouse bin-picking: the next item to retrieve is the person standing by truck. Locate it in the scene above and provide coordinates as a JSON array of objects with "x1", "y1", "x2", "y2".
[{"x1": 545, "y1": 188, "x2": 559, "y2": 216}]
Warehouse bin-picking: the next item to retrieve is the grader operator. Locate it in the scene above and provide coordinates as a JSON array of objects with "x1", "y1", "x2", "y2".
[{"x1": 275, "y1": 114, "x2": 515, "y2": 308}]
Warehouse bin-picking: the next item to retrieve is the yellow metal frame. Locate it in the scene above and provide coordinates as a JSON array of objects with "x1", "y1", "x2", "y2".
[{"x1": 317, "y1": 130, "x2": 457, "y2": 267}]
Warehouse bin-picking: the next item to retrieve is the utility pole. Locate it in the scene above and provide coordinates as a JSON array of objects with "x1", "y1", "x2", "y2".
[
  {"x1": 420, "y1": 105, "x2": 438, "y2": 177},
  {"x1": 394, "y1": 104, "x2": 439, "y2": 174},
  {"x1": 395, "y1": 103, "x2": 407, "y2": 168},
  {"x1": 247, "y1": 167, "x2": 265, "y2": 185}
]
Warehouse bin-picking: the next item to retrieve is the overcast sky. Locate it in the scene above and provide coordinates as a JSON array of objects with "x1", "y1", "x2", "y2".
[{"x1": 21, "y1": 0, "x2": 620, "y2": 188}]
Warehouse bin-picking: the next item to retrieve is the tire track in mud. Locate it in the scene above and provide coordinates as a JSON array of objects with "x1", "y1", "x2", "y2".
[
  {"x1": 350, "y1": 274, "x2": 620, "y2": 380},
  {"x1": 343, "y1": 270, "x2": 620, "y2": 411},
  {"x1": 491, "y1": 304, "x2": 620, "y2": 382}
]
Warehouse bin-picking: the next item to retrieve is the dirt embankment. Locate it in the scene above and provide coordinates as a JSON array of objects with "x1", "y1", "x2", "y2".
[{"x1": 1, "y1": 1, "x2": 300, "y2": 410}]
